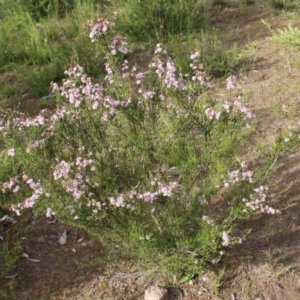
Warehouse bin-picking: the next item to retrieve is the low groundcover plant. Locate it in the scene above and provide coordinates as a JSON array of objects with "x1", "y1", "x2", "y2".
[{"x1": 0, "y1": 16, "x2": 281, "y2": 275}]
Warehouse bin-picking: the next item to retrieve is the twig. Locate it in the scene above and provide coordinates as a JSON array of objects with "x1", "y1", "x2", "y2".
[
  {"x1": 287, "y1": 212, "x2": 300, "y2": 231},
  {"x1": 113, "y1": 268, "x2": 158, "y2": 280},
  {"x1": 25, "y1": 245, "x2": 42, "y2": 258},
  {"x1": 151, "y1": 208, "x2": 162, "y2": 234},
  {"x1": 231, "y1": 293, "x2": 238, "y2": 300},
  {"x1": 262, "y1": 156, "x2": 278, "y2": 181},
  {"x1": 74, "y1": 227, "x2": 79, "y2": 243}
]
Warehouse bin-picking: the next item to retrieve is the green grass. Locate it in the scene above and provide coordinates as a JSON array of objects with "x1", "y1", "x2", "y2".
[
  {"x1": 109, "y1": 0, "x2": 210, "y2": 42},
  {"x1": 269, "y1": 0, "x2": 299, "y2": 9},
  {"x1": 0, "y1": 0, "x2": 104, "y2": 104},
  {"x1": 166, "y1": 31, "x2": 239, "y2": 78}
]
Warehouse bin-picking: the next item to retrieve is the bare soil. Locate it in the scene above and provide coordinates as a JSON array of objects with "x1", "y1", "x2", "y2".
[{"x1": 1, "y1": 3, "x2": 300, "y2": 300}]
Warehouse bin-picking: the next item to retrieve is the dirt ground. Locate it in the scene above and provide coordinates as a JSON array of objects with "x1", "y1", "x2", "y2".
[{"x1": 1, "y1": 3, "x2": 300, "y2": 300}]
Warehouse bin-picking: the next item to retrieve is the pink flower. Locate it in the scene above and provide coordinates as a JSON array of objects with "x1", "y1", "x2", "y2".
[
  {"x1": 205, "y1": 108, "x2": 215, "y2": 120},
  {"x1": 155, "y1": 44, "x2": 163, "y2": 54},
  {"x1": 53, "y1": 160, "x2": 71, "y2": 180},
  {"x1": 190, "y1": 51, "x2": 199, "y2": 60},
  {"x1": 221, "y1": 231, "x2": 230, "y2": 246},
  {"x1": 7, "y1": 148, "x2": 15, "y2": 157},
  {"x1": 46, "y1": 207, "x2": 56, "y2": 217},
  {"x1": 118, "y1": 45, "x2": 129, "y2": 54},
  {"x1": 226, "y1": 75, "x2": 239, "y2": 90},
  {"x1": 143, "y1": 91, "x2": 156, "y2": 100},
  {"x1": 92, "y1": 102, "x2": 99, "y2": 110},
  {"x1": 12, "y1": 185, "x2": 20, "y2": 193}
]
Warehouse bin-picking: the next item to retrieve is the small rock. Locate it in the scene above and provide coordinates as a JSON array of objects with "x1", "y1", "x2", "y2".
[
  {"x1": 189, "y1": 279, "x2": 195, "y2": 285},
  {"x1": 58, "y1": 230, "x2": 68, "y2": 245},
  {"x1": 144, "y1": 285, "x2": 169, "y2": 300},
  {"x1": 37, "y1": 236, "x2": 45, "y2": 243},
  {"x1": 166, "y1": 167, "x2": 180, "y2": 177}
]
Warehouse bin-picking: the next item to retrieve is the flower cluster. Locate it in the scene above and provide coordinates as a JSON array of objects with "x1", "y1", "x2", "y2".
[
  {"x1": 109, "y1": 195, "x2": 134, "y2": 209},
  {"x1": 0, "y1": 115, "x2": 6, "y2": 131},
  {"x1": 9, "y1": 174, "x2": 44, "y2": 216},
  {"x1": 52, "y1": 65, "x2": 130, "y2": 121},
  {"x1": 226, "y1": 75, "x2": 241, "y2": 91},
  {"x1": 154, "y1": 43, "x2": 167, "y2": 55},
  {"x1": 2, "y1": 175, "x2": 20, "y2": 194},
  {"x1": 107, "y1": 181, "x2": 178, "y2": 211},
  {"x1": 190, "y1": 51, "x2": 212, "y2": 88},
  {"x1": 202, "y1": 215, "x2": 214, "y2": 226},
  {"x1": 129, "y1": 181, "x2": 178, "y2": 204},
  {"x1": 242, "y1": 185, "x2": 280, "y2": 214},
  {"x1": 149, "y1": 44, "x2": 185, "y2": 90},
  {"x1": 51, "y1": 106, "x2": 70, "y2": 122},
  {"x1": 86, "y1": 198, "x2": 106, "y2": 215},
  {"x1": 86, "y1": 17, "x2": 115, "y2": 42},
  {"x1": 233, "y1": 96, "x2": 255, "y2": 119},
  {"x1": 86, "y1": 15, "x2": 128, "y2": 56},
  {"x1": 163, "y1": 58, "x2": 181, "y2": 89},
  {"x1": 53, "y1": 160, "x2": 72, "y2": 180},
  {"x1": 0, "y1": 109, "x2": 48, "y2": 134},
  {"x1": 110, "y1": 34, "x2": 129, "y2": 55},
  {"x1": 26, "y1": 138, "x2": 46, "y2": 153},
  {"x1": 221, "y1": 231, "x2": 230, "y2": 246},
  {"x1": 221, "y1": 96, "x2": 255, "y2": 119},
  {"x1": 205, "y1": 107, "x2": 221, "y2": 120},
  {"x1": 223, "y1": 162, "x2": 253, "y2": 187},
  {"x1": 52, "y1": 65, "x2": 104, "y2": 109},
  {"x1": 46, "y1": 207, "x2": 56, "y2": 218},
  {"x1": 7, "y1": 148, "x2": 15, "y2": 157},
  {"x1": 53, "y1": 152, "x2": 94, "y2": 202}
]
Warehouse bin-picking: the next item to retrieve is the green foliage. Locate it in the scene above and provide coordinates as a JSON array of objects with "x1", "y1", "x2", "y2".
[
  {"x1": 0, "y1": 82, "x2": 19, "y2": 99},
  {"x1": 5, "y1": 0, "x2": 101, "y2": 21},
  {"x1": 18, "y1": 64, "x2": 64, "y2": 97},
  {"x1": 0, "y1": 0, "x2": 103, "y2": 103},
  {"x1": 0, "y1": 9, "x2": 52, "y2": 67},
  {"x1": 19, "y1": 0, "x2": 75, "y2": 20},
  {"x1": 197, "y1": 33, "x2": 238, "y2": 77},
  {"x1": 109, "y1": 0, "x2": 210, "y2": 42},
  {"x1": 1, "y1": 236, "x2": 23, "y2": 277},
  {"x1": 269, "y1": 0, "x2": 299, "y2": 9},
  {"x1": 213, "y1": 0, "x2": 226, "y2": 5},
  {"x1": 270, "y1": 25, "x2": 300, "y2": 47},
  {"x1": 168, "y1": 32, "x2": 238, "y2": 78},
  {"x1": 159, "y1": 273, "x2": 196, "y2": 296}
]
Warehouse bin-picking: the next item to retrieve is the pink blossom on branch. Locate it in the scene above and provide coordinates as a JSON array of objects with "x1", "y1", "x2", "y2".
[
  {"x1": 7, "y1": 148, "x2": 15, "y2": 157},
  {"x1": 86, "y1": 17, "x2": 115, "y2": 42},
  {"x1": 205, "y1": 108, "x2": 221, "y2": 120},
  {"x1": 226, "y1": 75, "x2": 241, "y2": 90},
  {"x1": 221, "y1": 231, "x2": 230, "y2": 246}
]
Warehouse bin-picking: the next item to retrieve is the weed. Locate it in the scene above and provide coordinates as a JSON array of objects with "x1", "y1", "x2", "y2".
[
  {"x1": 270, "y1": 25, "x2": 300, "y2": 47},
  {"x1": 0, "y1": 83, "x2": 19, "y2": 99},
  {"x1": 159, "y1": 273, "x2": 196, "y2": 296}
]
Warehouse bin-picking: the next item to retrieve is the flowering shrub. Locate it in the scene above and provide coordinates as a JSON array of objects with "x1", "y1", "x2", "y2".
[{"x1": 0, "y1": 16, "x2": 286, "y2": 275}]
